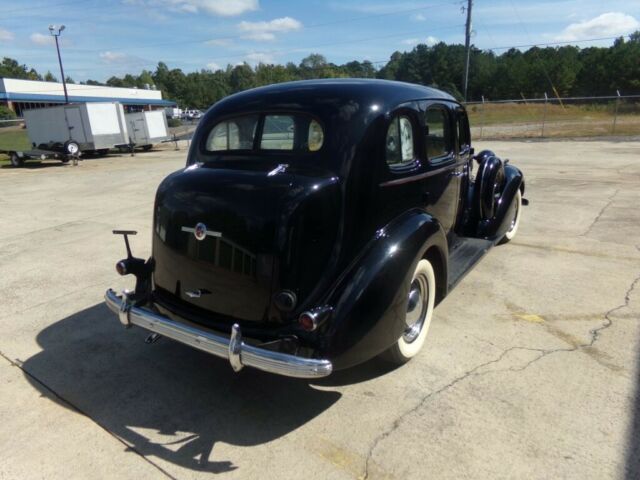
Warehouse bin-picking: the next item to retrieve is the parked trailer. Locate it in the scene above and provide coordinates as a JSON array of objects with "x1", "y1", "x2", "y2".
[
  {"x1": 2, "y1": 148, "x2": 72, "y2": 168},
  {"x1": 124, "y1": 110, "x2": 169, "y2": 151},
  {"x1": 23, "y1": 102, "x2": 128, "y2": 158}
]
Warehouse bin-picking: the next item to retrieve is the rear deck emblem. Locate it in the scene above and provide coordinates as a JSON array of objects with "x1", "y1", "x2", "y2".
[
  {"x1": 181, "y1": 224, "x2": 222, "y2": 241},
  {"x1": 194, "y1": 222, "x2": 207, "y2": 241}
]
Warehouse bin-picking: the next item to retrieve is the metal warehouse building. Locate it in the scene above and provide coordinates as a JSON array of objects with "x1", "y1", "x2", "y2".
[{"x1": 0, "y1": 77, "x2": 175, "y2": 116}]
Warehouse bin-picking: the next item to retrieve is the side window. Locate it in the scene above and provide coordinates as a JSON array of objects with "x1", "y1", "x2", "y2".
[
  {"x1": 425, "y1": 107, "x2": 451, "y2": 161},
  {"x1": 205, "y1": 115, "x2": 259, "y2": 151},
  {"x1": 385, "y1": 115, "x2": 415, "y2": 167},
  {"x1": 457, "y1": 111, "x2": 470, "y2": 152},
  {"x1": 261, "y1": 114, "x2": 295, "y2": 150}
]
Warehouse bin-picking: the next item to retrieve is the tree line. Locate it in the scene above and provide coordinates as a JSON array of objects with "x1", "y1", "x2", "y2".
[{"x1": 1, "y1": 32, "x2": 638, "y2": 109}]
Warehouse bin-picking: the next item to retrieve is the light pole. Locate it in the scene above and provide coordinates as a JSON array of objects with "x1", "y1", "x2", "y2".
[{"x1": 48, "y1": 24, "x2": 68, "y2": 104}]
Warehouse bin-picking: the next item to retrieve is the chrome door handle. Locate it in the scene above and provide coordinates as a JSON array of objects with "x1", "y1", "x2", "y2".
[{"x1": 449, "y1": 171, "x2": 464, "y2": 177}]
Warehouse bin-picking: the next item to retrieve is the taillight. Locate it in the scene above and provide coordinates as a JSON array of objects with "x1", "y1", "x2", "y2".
[
  {"x1": 298, "y1": 311, "x2": 318, "y2": 331},
  {"x1": 115, "y1": 260, "x2": 128, "y2": 275}
]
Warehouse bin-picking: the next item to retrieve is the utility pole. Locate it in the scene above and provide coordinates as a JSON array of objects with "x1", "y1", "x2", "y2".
[
  {"x1": 463, "y1": 0, "x2": 473, "y2": 102},
  {"x1": 48, "y1": 24, "x2": 68, "y2": 104}
]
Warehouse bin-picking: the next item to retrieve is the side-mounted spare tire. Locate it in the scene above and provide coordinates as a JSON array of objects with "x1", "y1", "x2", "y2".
[
  {"x1": 474, "y1": 150, "x2": 505, "y2": 221},
  {"x1": 471, "y1": 150, "x2": 523, "y2": 241}
]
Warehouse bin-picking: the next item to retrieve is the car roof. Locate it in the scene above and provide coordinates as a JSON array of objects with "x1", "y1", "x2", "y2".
[{"x1": 210, "y1": 78, "x2": 458, "y2": 117}]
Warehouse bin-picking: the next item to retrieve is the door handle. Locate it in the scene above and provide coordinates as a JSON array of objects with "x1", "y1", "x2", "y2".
[{"x1": 449, "y1": 171, "x2": 464, "y2": 177}]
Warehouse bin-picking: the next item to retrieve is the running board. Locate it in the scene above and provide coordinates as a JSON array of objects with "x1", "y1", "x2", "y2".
[{"x1": 447, "y1": 237, "x2": 494, "y2": 291}]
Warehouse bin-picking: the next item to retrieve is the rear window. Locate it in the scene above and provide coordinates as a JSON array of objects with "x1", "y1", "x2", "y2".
[
  {"x1": 205, "y1": 114, "x2": 324, "y2": 153},
  {"x1": 261, "y1": 115, "x2": 294, "y2": 150},
  {"x1": 206, "y1": 115, "x2": 259, "y2": 151}
]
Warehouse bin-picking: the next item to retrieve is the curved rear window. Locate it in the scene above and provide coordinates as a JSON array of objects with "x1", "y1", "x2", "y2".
[
  {"x1": 204, "y1": 114, "x2": 323, "y2": 153},
  {"x1": 206, "y1": 115, "x2": 259, "y2": 151}
]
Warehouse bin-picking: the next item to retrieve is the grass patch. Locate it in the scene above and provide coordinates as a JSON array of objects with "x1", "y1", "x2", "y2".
[
  {"x1": 0, "y1": 128, "x2": 31, "y2": 162},
  {"x1": 467, "y1": 102, "x2": 640, "y2": 139}
]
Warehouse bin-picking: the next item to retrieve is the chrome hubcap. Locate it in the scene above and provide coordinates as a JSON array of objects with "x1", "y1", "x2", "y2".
[{"x1": 403, "y1": 275, "x2": 428, "y2": 343}]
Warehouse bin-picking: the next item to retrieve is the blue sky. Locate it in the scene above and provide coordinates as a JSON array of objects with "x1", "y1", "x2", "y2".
[{"x1": 0, "y1": 0, "x2": 638, "y2": 82}]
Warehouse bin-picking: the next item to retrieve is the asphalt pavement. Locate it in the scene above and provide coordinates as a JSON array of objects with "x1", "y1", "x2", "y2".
[{"x1": 1, "y1": 140, "x2": 639, "y2": 479}]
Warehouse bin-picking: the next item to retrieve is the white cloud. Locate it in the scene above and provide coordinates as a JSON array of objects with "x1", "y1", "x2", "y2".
[
  {"x1": 412, "y1": 13, "x2": 426, "y2": 21},
  {"x1": 0, "y1": 28, "x2": 14, "y2": 42},
  {"x1": 207, "y1": 62, "x2": 222, "y2": 70},
  {"x1": 99, "y1": 51, "x2": 129, "y2": 63},
  {"x1": 30, "y1": 32, "x2": 54, "y2": 46},
  {"x1": 402, "y1": 35, "x2": 438, "y2": 46},
  {"x1": 205, "y1": 38, "x2": 232, "y2": 46},
  {"x1": 244, "y1": 52, "x2": 275, "y2": 65},
  {"x1": 555, "y1": 12, "x2": 639, "y2": 41},
  {"x1": 124, "y1": 0, "x2": 258, "y2": 16},
  {"x1": 238, "y1": 17, "x2": 302, "y2": 41}
]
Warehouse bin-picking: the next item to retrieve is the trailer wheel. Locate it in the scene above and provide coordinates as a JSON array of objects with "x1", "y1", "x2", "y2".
[
  {"x1": 142, "y1": 145, "x2": 153, "y2": 151},
  {"x1": 64, "y1": 140, "x2": 80, "y2": 155},
  {"x1": 10, "y1": 152, "x2": 24, "y2": 168},
  {"x1": 97, "y1": 149, "x2": 109, "y2": 157}
]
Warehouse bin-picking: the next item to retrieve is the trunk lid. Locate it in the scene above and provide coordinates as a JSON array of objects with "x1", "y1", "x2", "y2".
[{"x1": 152, "y1": 163, "x2": 340, "y2": 324}]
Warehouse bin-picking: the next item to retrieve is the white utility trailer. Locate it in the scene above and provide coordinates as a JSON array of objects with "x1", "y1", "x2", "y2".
[
  {"x1": 124, "y1": 110, "x2": 169, "y2": 151},
  {"x1": 23, "y1": 102, "x2": 128, "y2": 157}
]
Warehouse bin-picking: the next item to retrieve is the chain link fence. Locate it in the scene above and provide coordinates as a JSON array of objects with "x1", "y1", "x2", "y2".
[{"x1": 466, "y1": 94, "x2": 640, "y2": 140}]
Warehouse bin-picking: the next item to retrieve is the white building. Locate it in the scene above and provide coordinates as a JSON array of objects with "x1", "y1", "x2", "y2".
[{"x1": 0, "y1": 77, "x2": 175, "y2": 116}]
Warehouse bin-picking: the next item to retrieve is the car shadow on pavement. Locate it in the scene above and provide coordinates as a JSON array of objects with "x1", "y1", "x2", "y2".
[
  {"x1": 21, "y1": 303, "x2": 341, "y2": 474},
  {"x1": 1, "y1": 161, "x2": 68, "y2": 169}
]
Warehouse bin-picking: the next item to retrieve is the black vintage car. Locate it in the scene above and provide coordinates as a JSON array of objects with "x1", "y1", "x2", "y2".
[{"x1": 105, "y1": 79, "x2": 526, "y2": 378}]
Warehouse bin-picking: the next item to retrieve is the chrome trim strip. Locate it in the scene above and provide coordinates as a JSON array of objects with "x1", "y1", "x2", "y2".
[
  {"x1": 181, "y1": 226, "x2": 222, "y2": 238},
  {"x1": 379, "y1": 158, "x2": 468, "y2": 187},
  {"x1": 104, "y1": 289, "x2": 333, "y2": 378}
]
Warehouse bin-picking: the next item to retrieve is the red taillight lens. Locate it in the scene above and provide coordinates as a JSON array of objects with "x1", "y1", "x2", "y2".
[
  {"x1": 298, "y1": 312, "x2": 317, "y2": 331},
  {"x1": 115, "y1": 260, "x2": 128, "y2": 275}
]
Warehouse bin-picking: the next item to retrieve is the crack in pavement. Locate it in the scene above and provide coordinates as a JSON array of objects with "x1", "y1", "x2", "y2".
[
  {"x1": 581, "y1": 189, "x2": 619, "y2": 237},
  {"x1": 0, "y1": 349, "x2": 178, "y2": 480},
  {"x1": 361, "y1": 267, "x2": 640, "y2": 479}
]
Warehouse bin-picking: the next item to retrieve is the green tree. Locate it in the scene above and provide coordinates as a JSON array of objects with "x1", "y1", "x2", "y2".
[{"x1": 229, "y1": 63, "x2": 255, "y2": 93}]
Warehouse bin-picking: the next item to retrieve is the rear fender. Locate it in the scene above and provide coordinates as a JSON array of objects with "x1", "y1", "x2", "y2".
[
  {"x1": 318, "y1": 209, "x2": 447, "y2": 369},
  {"x1": 478, "y1": 164, "x2": 523, "y2": 239}
]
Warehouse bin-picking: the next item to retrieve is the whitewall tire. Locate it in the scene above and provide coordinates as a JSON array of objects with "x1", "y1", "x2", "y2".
[
  {"x1": 500, "y1": 189, "x2": 522, "y2": 244},
  {"x1": 383, "y1": 258, "x2": 436, "y2": 365}
]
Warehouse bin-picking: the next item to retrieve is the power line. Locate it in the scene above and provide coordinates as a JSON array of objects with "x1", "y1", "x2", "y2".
[
  {"x1": 486, "y1": 35, "x2": 628, "y2": 51},
  {"x1": 54, "y1": 23, "x2": 464, "y2": 74},
  {"x1": 0, "y1": 0, "x2": 96, "y2": 15},
  {"x1": 5, "y1": 1, "x2": 461, "y2": 55}
]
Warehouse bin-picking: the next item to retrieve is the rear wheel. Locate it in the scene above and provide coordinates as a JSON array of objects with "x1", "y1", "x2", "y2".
[
  {"x1": 64, "y1": 140, "x2": 80, "y2": 156},
  {"x1": 142, "y1": 144, "x2": 153, "y2": 151},
  {"x1": 10, "y1": 152, "x2": 24, "y2": 168},
  {"x1": 499, "y1": 189, "x2": 522, "y2": 244},
  {"x1": 382, "y1": 258, "x2": 436, "y2": 365}
]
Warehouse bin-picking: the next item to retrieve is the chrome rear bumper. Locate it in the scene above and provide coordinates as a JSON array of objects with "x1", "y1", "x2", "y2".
[{"x1": 104, "y1": 289, "x2": 333, "y2": 378}]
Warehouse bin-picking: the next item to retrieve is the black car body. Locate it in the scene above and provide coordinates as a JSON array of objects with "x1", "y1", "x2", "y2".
[{"x1": 105, "y1": 79, "x2": 526, "y2": 378}]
